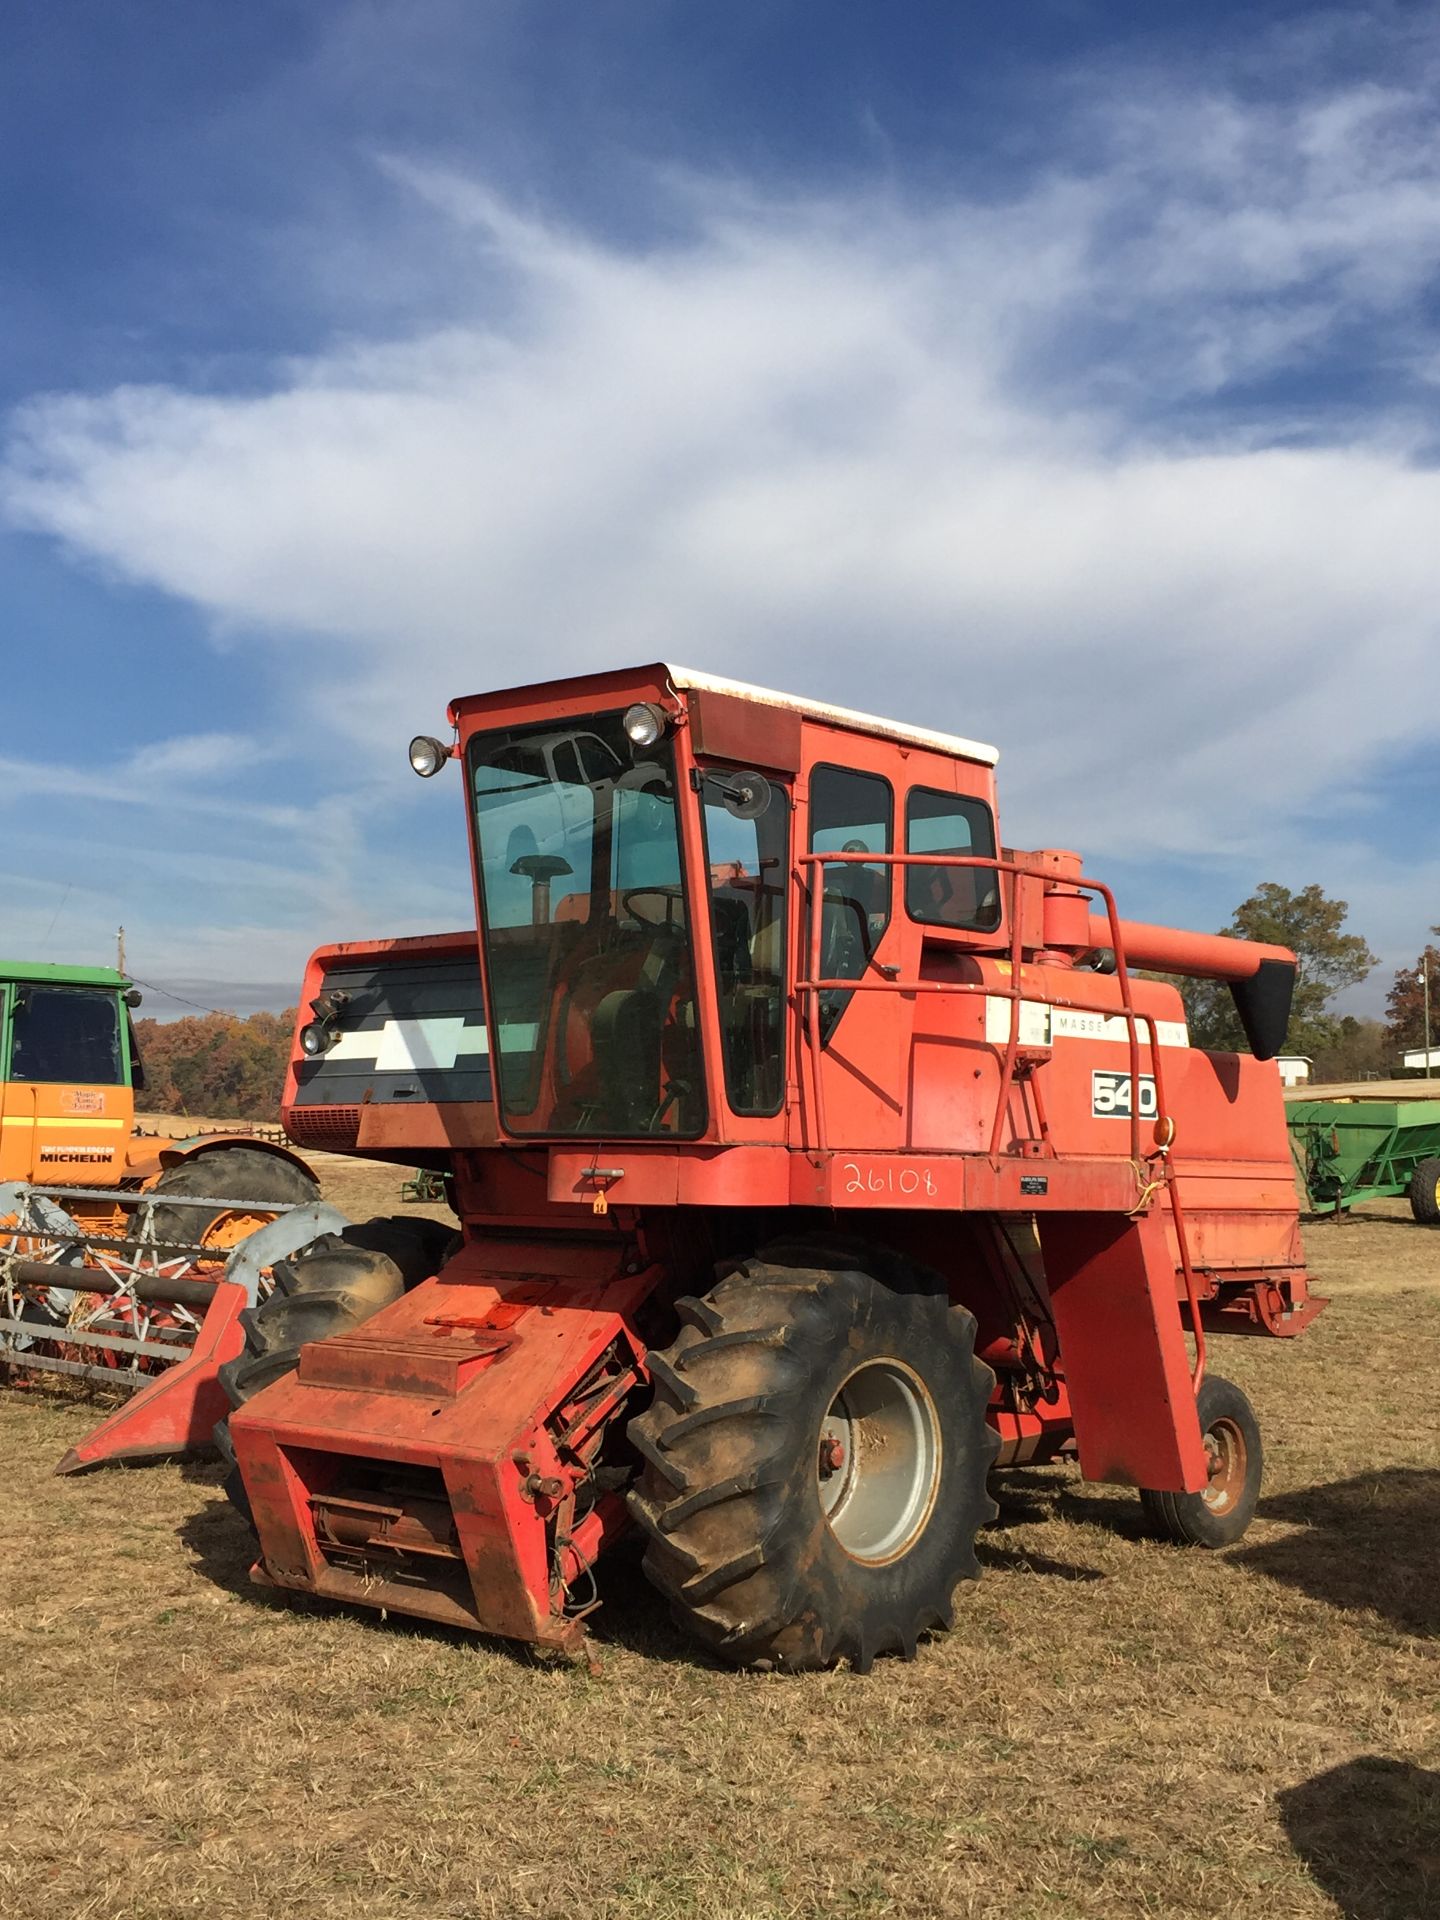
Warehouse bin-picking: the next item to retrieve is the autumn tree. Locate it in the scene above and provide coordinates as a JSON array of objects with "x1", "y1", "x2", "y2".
[
  {"x1": 1180, "y1": 883, "x2": 1376, "y2": 1057},
  {"x1": 132, "y1": 1010, "x2": 297, "y2": 1120},
  {"x1": 1385, "y1": 929, "x2": 1440, "y2": 1051}
]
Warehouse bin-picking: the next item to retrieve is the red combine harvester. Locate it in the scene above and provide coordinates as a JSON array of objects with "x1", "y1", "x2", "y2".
[{"x1": 223, "y1": 665, "x2": 1322, "y2": 1671}]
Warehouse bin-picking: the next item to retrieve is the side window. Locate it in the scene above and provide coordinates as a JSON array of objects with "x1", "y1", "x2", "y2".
[
  {"x1": 808, "y1": 765, "x2": 892, "y2": 1042},
  {"x1": 576, "y1": 734, "x2": 621, "y2": 784},
  {"x1": 905, "y1": 788, "x2": 1000, "y2": 932},
  {"x1": 701, "y1": 775, "x2": 789, "y2": 1115},
  {"x1": 126, "y1": 1011, "x2": 147, "y2": 1093}
]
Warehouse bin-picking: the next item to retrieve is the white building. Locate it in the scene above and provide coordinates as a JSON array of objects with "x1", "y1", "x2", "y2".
[
  {"x1": 1401, "y1": 1047, "x2": 1440, "y2": 1072},
  {"x1": 1277, "y1": 1055, "x2": 1312, "y2": 1088}
]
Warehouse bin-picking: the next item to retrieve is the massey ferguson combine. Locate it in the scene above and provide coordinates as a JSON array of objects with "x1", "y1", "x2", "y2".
[{"x1": 222, "y1": 664, "x2": 1322, "y2": 1672}]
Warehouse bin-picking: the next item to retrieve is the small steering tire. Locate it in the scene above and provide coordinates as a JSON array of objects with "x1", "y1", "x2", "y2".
[{"x1": 1139, "y1": 1374, "x2": 1263, "y2": 1548}]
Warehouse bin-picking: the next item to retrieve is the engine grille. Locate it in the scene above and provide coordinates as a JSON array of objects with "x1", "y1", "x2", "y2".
[{"x1": 285, "y1": 1105, "x2": 362, "y2": 1149}]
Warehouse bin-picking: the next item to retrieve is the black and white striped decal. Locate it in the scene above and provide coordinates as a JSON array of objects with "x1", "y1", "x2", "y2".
[{"x1": 292, "y1": 956, "x2": 493, "y2": 1106}]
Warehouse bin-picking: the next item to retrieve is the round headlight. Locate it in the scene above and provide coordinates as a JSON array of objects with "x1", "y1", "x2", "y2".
[
  {"x1": 622, "y1": 702, "x2": 666, "y2": 750},
  {"x1": 299, "y1": 1022, "x2": 331, "y2": 1057},
  {"x1": 408, "y1": 734, "x2": 450, "y2": 777}
]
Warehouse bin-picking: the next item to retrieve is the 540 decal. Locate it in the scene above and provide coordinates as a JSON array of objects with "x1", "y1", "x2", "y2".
[{"x1": 1091, "y1": 1069, "x2": 1158, "y2": 1120}]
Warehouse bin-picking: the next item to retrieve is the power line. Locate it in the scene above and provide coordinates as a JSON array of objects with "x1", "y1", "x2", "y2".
[
  {"x1": 126, "y1": 976, "x2": 235, "y2": 1018},
  {"x1": 41, "y1": 883, "x2": 72, "y2": 950}
]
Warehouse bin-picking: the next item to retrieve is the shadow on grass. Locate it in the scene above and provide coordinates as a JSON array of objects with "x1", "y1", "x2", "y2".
[
  {"x1": 976, "y1": 1541, "x2": 1105, "y2": 1582},
  {"x1": 993, "y1": 1464, "x2": 1152, "y2": 1544},
  {"x1": 1236, "y1": 1469, "x2": 1440, "y2": 1635},
  {"x1": 1280, "y1": 1757, "x2": 1440, "y2": 1920},
  {"x1": 581, "y1": 1537, "x2": 729, "y2": 1669},
  {"x1": 1299, "y1": 1207, "x2": 1427, "y2": 1230}
]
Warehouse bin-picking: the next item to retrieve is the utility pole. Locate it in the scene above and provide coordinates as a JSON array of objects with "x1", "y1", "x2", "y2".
[
  {"x1": 1425, "y1": 950, "x2": 1433, "y2": 1081},
  {"x1": 117, "y1": 926, "x2": 126, "y2": 978}
]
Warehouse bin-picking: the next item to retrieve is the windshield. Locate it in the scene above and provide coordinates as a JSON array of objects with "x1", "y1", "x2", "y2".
[
  {"x1": 8, "y1": 985, "x2": 125, "y2": 1085},
  {"x1": 469, "y1": 711, "x2": 705, "y2": 1137}
]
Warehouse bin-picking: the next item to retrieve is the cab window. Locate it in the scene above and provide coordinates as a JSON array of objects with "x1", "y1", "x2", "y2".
[
  {"x1": 9, "y1": 986, "x2": 125, "y2": 1085},
  {"x1": 905, "y1": 788, "x2": 1000, "y2": 932},
  {"x1": 701, "y1": 774, "x2": 788, "y2": 1115},
  {"x1": 808, "y1": 765, "x2": 892, "y2": 1042}
]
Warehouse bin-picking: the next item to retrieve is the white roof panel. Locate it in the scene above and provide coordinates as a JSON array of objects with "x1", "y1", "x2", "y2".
[{"x1": 665, "y1": 664, "x2": 999, "y2": 768}]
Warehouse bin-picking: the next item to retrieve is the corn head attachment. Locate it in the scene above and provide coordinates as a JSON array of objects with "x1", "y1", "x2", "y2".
[{"x1": 0, "y1": 1179, "x2": 346, "y2": 1471}]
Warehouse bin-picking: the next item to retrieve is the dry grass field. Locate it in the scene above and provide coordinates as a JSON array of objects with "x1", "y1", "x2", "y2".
[{"x1": 2, "y1": 1161, "x2": 1436, "y2": 1920}]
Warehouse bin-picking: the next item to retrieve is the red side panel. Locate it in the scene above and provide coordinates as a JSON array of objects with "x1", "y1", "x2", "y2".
[{"x1": 1037, "y1": 1209, "x2": 1208, "y2": 1492}]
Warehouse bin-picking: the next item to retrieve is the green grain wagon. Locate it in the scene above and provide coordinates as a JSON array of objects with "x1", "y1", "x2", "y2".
[{"x1": 1287, "y1": 1095, "x2": 1440, "y2": 1219}]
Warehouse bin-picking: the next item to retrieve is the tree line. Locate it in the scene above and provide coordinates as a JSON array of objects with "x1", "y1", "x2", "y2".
[
  {"x1": 1179, "y1": 883, "x2": 1436, "y2": 1080},
  {"x1": 133, "y1": 1010, "x2": 296, "y2": 1119}
]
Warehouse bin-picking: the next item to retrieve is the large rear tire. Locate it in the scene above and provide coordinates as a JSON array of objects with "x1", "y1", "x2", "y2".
[
  {"x1": 627, "y1": 1243, "x2": 998, "y2": 1672},
  {"x1": 146, "y1": 1144, "x2": 319, "y2": 1251},
  {"x1": 1409, "y1": 1157, "x2": 1440, "y2": 1225},
  {"x1": 215, "y1": 1215, "x2": 453, "y2": 1520}
]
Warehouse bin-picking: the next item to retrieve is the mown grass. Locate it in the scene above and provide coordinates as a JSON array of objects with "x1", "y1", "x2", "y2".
[{"x1": 1, "y1": 1195, "x2": 1435, "y2": 1919}]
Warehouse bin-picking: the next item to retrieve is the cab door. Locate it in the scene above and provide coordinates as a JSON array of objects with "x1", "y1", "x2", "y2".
[
  {"x1": 798, "y1": 750, "x2": 909, "y2": 1150},
  {"x1": 0, "y1": 983, "x2": 27, "y2": 1182}
]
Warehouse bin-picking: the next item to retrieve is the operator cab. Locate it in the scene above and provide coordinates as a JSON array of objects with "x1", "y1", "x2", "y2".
[
  {"x1": 0, "y1": 963, "x2": 143, "y2": 1184},
  {"x1": 456, "y1": 665, "x2": 1003, "y2": 1153}
]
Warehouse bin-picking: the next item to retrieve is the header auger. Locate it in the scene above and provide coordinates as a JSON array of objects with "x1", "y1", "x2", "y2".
[{"x1": 223, "y1": 663, "x2": 1322, "y2": 1671}]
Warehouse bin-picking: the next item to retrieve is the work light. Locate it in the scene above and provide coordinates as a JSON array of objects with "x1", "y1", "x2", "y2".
[
  {"x1": 299, "y1": 1022, "x2": 335, "y2": 1057},
  {"x1": 408, "y1": 734, "x2": 451, "y2": 777},
  {"x1": 622, "y1": 702, "x2": 667, "y2": 749}
]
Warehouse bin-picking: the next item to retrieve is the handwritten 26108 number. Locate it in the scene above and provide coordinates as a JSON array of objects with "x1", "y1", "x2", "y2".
[{"x1": 841, "y1": 1161, "x2": 940, "y2": 1197}]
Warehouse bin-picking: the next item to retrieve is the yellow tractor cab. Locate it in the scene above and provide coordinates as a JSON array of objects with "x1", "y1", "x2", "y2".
[{"x1": 0, "y1": 961, "x2": 144, "y2": 1187}]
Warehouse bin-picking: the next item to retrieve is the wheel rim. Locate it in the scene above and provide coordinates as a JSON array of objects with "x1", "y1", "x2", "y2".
[
  {"x1": 1202, "y1": 1415, "x2": 1247, "y2": 1515},
  {"x1": 197, "y1": 1207, "x2": 271, "y2": 1254},
  {"x1": 817, "y1": 1359, "x2": 942, "y2": 1564}
]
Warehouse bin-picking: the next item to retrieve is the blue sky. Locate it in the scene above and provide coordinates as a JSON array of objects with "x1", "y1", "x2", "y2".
[{"x1": 2, "y1": 1, "x2": 1438, "y2": 1015}]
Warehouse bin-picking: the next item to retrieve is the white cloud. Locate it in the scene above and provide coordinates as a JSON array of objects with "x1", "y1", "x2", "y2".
[
  {"x1": 124, "y1": 731, "x2": 264, "y2": 781},
  {"x1": 6, "y1": 33, "x2": 1440, "y2": 1002}
]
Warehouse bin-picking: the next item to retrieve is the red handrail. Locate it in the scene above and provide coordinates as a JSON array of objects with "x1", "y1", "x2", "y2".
[{"x1": 795, "y1": 849, "x2": 1207, "y2": 1387}]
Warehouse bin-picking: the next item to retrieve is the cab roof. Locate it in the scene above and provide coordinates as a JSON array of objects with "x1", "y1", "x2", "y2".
[
  {"x1": 0, "y1": 960, "x2": 129, "y2": 990},
  {"x1": 667, "y1": 666, "x2": 999, "y2": 767},
  {"x1": 456, "y1": 662, "x2": 1001, "y2": 768}
]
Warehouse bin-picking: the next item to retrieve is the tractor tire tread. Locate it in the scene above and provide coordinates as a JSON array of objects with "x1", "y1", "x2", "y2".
[
  {"x1": 627, "y1": 1249, "x2": 998, "y2": 1671},
  {"x1": 1409, "y1": 1156, "x2": 1440, "y2": 1225},
  {"x1": 145, "y1": 1145, "x2": 320, "y2": 1251}
]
